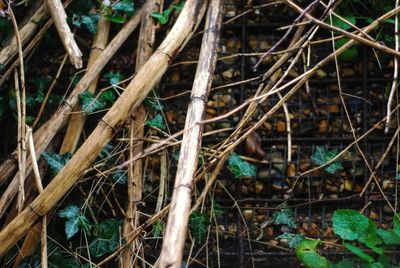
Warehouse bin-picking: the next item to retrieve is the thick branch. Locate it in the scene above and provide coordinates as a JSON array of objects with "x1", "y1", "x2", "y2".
[{"x1": 158, "y1": 1, "x2": 223, "y2": 267}]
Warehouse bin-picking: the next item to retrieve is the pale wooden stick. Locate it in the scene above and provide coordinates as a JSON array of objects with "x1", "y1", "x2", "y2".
[
  {"x1": 0, "y1": 7, "x2": 144, "y2": 218},
  {"x1": 45, "y1": 0, "x2": 82, "y2": 68},
  {"x1": 159, "y1": 1, "x2": 223, "y2": 267},
  {"x1": 0, "y1": 0, "x2": 206, "y2": 255}
]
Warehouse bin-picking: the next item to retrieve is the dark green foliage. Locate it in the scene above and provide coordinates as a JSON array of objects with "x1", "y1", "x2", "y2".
[
  {"x1": 150, "y1": 1, "x2": 184, "y2": 24},
  {"x1": 72, "y1": 13, "x2": 99, "y2": 33},
  {"x1": 273, "y1": 205, "x2": 297, "y2": 229},
  {"x1": 146, "y1": 114, "x2": 166, "y2": 130},
  {"x1": 311, "y1": 146, "x2": 343, "y2": 174},
  {"x1": 102, "y1": 0, "x2": 135, "y2": 24},
  {"x1": 89, "y1": 219, "x2": 120, "y2": 257},
  {"x1": 277, "y1": 233, "x2": 305, "y2": 248},
  {"x1": 42, "y1": 151, "x2": 72, "y2": 175},
  {"x1": 111, "y1": 170, "x2": 127, "y2": 185},
  {"x1": 104, "y1": 71, "x2": 123, "y2": 86},
  {"x1": 227, "y1": 153, "x2": 257, "y2": 178},
  {"x1": 189, "y1": 211, "x2": 210, "y2": 245},
  {"x1": 79, "y1": 90, "x2": 115, "y2": 113},
  {"x1": 58, "y1": 205, "x2": 91, "y2": 239},
  {"x1": 152, "y1": 219, "x2": 165, "y2": 238}
]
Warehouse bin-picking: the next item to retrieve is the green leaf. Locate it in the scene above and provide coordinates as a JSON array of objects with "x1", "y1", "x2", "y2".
[
  {"x1": 335, "y1": 38, "x2": 358, "y2": 62},
  {"x1": 42, "y1": 151, "x2": 72, "y2": 174},
  {"x1": 227, "y1": 153, "x2": 257, "y2": 179},
  {"x1": 295, "y1": 240, "x2": 329, "y2": 268},
  {"x1": 333, "y1": 209, "x2": 370, "y2": 241},
  {"x1": 335, "y1": 258, "x2": 357, "y2": 268},
  {"x1": 152, "y1": 219, "x2": 165, "y2": 238},
  {"x1": 277, "y1": 233, "x2": 305, "y2": 248},
  {"x1": 58, "y1": 204, "x2": 80, "y2": 219},
  {"x1": 101, "y1": 90, "x2": 116, "y2": 102},
  {"x1": 81, "y1": 13, "x2": 99, "y2": 33},
  {"x1": 362, "y1": 221, "x2": 383, "y2": 254},
  {"x1": 189, "y1": 211, "x2": 210, "y2": 245},
  {"x1": 80, "y1": 91, "x2": 106, "y2": 113},
  {"x1": 58, "y1": 205, "x2": 91, "y2": 239},
  {"x1": 111, "y1": 170, "x2": 127, "y2": 185},
  {"x1": 144, "y1": 98, "x2": 164, "y2": 111},
  {"x1": 331, "y1": 15, "x2": 356, "y2": 30},
  {"x1": 311, "y1": 146, "x2": 343, "y2": 174},
  {"x1": 273, "y1": 205, "x2": 297, "y2": 229},
  {"x1": 170, "y1": 1, "x2": 184, "y2": 11},
  {"x1": 104, "y1": 71, "x2": 123, "y2": 86},
  {"x1": 146, "y1": 114, "x2": 166, "y2": 130},
  {"x1": 343, "y1": 242, "x2": 374, "y2": 263},
  {"x1": 111, "y1": 13, "x2": 126, "y2": 23},
  {"x1": 394, "y1": 214, "x2": 400, "y2": 236},
  {"x1": 150, "y1": 12, "x2": 169, "y2": 24},
  {"x1": 210, "y1": 202, "x2": 224, "y2": 217},
  {"x1": 395, "y1": 174, "x2": 400, "y2": 181},
  {"x1": 112, "y1": 0, "x2": 134, "y2": 16},
  {"x1": 377, "y1": 228, "x2": 400, "y2": 245},
  {"x1": 89, "y1": 219, "x2": 120, "y2": 257}
]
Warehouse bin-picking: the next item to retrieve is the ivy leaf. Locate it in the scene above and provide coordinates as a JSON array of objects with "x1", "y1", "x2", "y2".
[
  {"x1": 89, "y1": 219, "x2": 120, "y2": 257},
  {"x1": 58, "y1": 205, "x2": 91, "y2": 239},
  {"x1": 227, "y1": 153, "x2": 257, "y2": 179},
  {"x1": 277, "y1": 233, "x2": 304, "y2": 248},
  {"x1": 80, "y1": 89, "x2": 117, "y2": 114},
  {"x1": 333, "y1": 209, "x2": 370, "y2": 241},
  {"x1": 144, "y1": 98, "x2": 164, "y2": 111},
  {"x1": 146, "y1": 114, "x2": 166, "y2": 130},
  {"x1": 311, "y1": 146, "x2": 343, "y2": 174},
  {"x1": 335, "y1": 38, "x2": 358, "y2": 62},
  {"x1": 104, "y1": 71, "x2": 123, "y2": 86},
  {"x1": 112, "y1": 0, "x2": 134, "y2": 16},
  {"x1": 80, "y1": 91, "x2": 106, "y2": 113},
  {"x1": 152, "y1": 219, "x2": 165, "y2": 238},
  {"x1": 331, "y1": 15, "x2": 356, "y2": 30},
  {"x1": 394, "y1": 214, "x2": 400, "y2": 237},
  {"x1": 295, "y1": 240, "x2": 329, "y2": 268},
  {"x1": 210, "y1": 202, "x2": 224, "y2": 217},
  {"x1": 376, "y1": 228, "x2": 400, "y2": 245},
  {"x1": 42, "y1": 151, "x2": 72, "y2": 174},
  {"x1": 273, "y1": 205, "x2": 297, "y2": 229},
  {"x1": 83, "y1": 13, "x2": 99, "y2": 33},
  {"x1": 189, "y1": 211, "x2": 210, "y2": 245},
  {"x1": 150, "y1": 11, "x2": 171, "y2": 24},
  {"x1": 111, "y1": 170, "x2": 127, "y2": 185},
  {"x1": 343, "y1": 242, "x2": 374, "y2": 263}
]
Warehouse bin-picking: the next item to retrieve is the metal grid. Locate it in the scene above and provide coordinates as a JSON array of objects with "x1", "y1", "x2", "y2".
[{"x1": 157, "y1": 1, "x2": 400, "y2": 267}]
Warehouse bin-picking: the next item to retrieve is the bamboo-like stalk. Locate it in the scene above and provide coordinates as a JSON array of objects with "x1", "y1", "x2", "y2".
[
  {"x1": 60, "y1": 14, "x2": 110, "y2": 154},
  {"x1": 0, "y1": 0, "x2": 48, "y2": 67},
  {"x1": 121, "y1": 1, "x2": 160, "y2": 266},
  {"x1": 45, "y1": 0, "x2": 82, "y2": 68},
  {"x1": 0, "y1": 8, "x2": 144, "y2": 218},
  {"x1": 158, "y1": 1, "x2": 223, "y2": 267},
  {"x1": 10, "y1": 15, "x2": 111, "y2": 267},
  {"x1": 0, "y1": 0, "x2": 206, "y2": 256}
]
